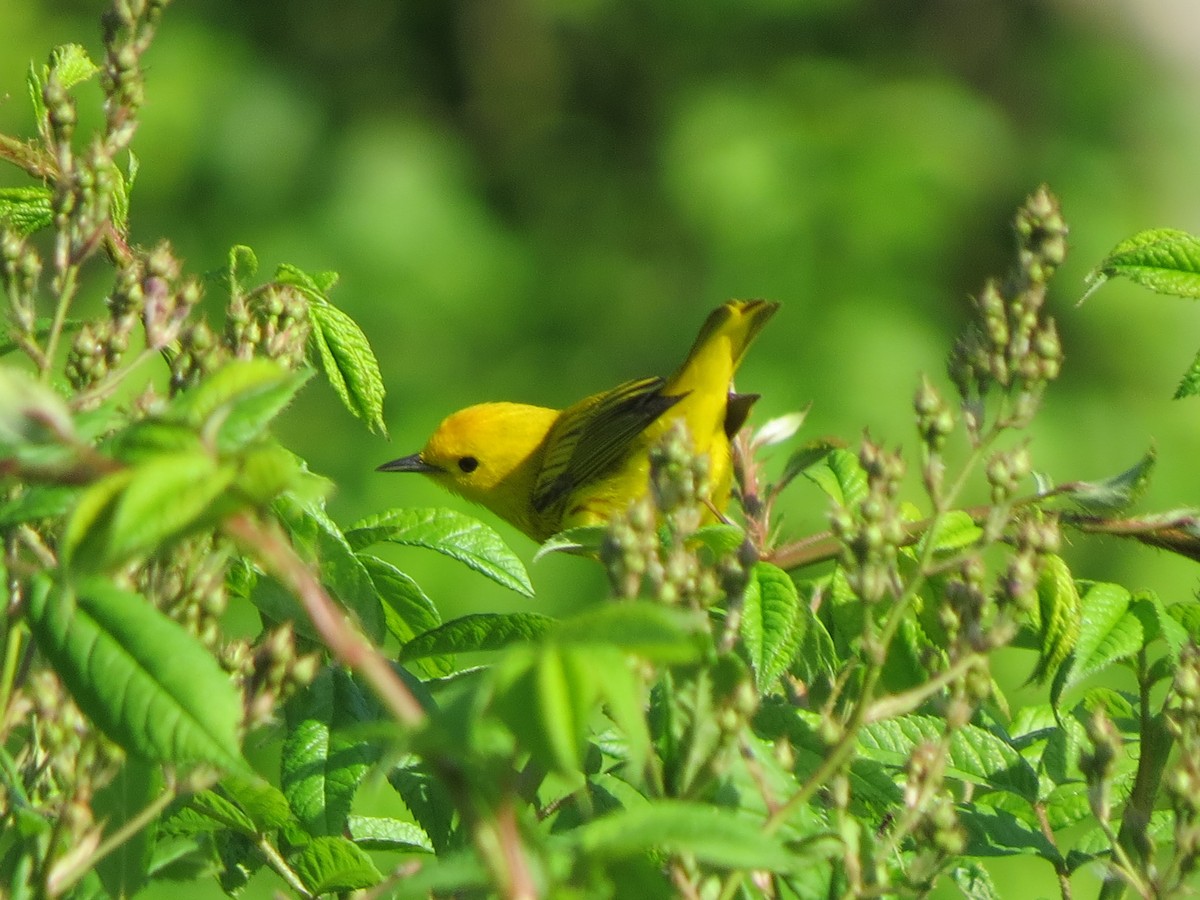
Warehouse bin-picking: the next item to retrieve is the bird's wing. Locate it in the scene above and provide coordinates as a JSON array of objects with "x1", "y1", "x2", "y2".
[{"x1": 531, "y1": 376, "x2": 682, "y2": 514}]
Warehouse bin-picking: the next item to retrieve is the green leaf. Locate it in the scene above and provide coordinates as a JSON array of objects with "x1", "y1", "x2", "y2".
[
  {"x1": 61, "y1": 452, "x2": 236, "y2": 573},
  {"x1": 388, "y1": 759, "x2": 454, "y2": 853},
  {"x1": 0, "y1": 365, "x2": 75, "y2": 450},
  {"x1": 308, "y1": 506, "x2": 386, "y2": 644},
  {"x1": 492, "y1": 643, "x2": 600, "y2": 775},
  {"x1": 347, "y1": 815, "x2": 433, "y2": 853},
  {"x1": 1174, "y1": 346, "x2": 1200, "y2": 398},
  {"x1": 281, "y1": 263, "x2": 387, "y2": 435},
  {"x1": 288, "y1": 835, "x2": 382, "y2": 894},
  {"x1": 1084, "y1": 228, "x2": 1200, "y2": 300},
  {"x1": 358, "y1": 555, "x2": 448, "y2": 674},
  {"x1": 27, "y1": 60, "x2": 45, "y2": 128},
  {"x1": 1058, "y1": 446, "x2": 1155, "y2": 515},
  {"x1": 397, "y1": 612, "x2": 555, "y2": 662},
  {"x1": 0, "y1": 485, "x2": 77, "y2": 528},
  {"x1": 282, "y1": 667, "x2": 380, "y2": 837},
  {"x1": 109, "y1": 152, "x2": 138, "y2": 233},
  {"x1": 957, "y1": 803, "x2": 1061, "y2": 862},
  {"x1": 0, "y1": 186, "x2": 53, "y2": 236},
  {"x1": 569, "y1": 800, "x2": 798, "y2": 873},
  {"x1": 1063, "y1": 583, "x2": 1139, "y2": 693},
  {"x1": 167, "y1": 359, "x2": 313, "y2": 453},
  {"x1": 533, "y1": 525, "x2": 607, "y2": 561},
  {"x1": 778, "y1": 438, "x2": 844, "y2": 491},
  {"x1": 551, "y1": 602, "x2": 707, "y2": 664},
  {"x1": 859, "y1": 715, "x2": 1038, "y2": 802},
  {"x1": 688, "y1": 523, "x2": 746, "y2": 560},
  {"x1": 348, "y1": 508, "x2": 534, "y2": 598},
  {"x1": 803, "y1": 446, "x2": 867, "y2": 508},
  {"x1": 947, "y1": 861, "x2": 1002, "y2": 900},
  {"x1": 49, "y1": 43, "x2": 100, "y2": 90},
  {"x1": 94, "y1": 757, "x2": 160, "y2": 898},
  {"x1": 1030, "y1": 554, "x2": 1081, "y2": 684},
  {"x1": 741, "y1": 562, "x2": 804, "y2": 690},
  {"x1": 920, "y1": 509, "x2": 983, "y2": 554},
  {"x1": 26, "y1": 577, "x2": 245, "y2": 770},
  {"x1": 227, "y1": 245, "x2": 259, "y2": 298},
  {"x1": 218, "y1": 776, "x2": 294, "y2": 832}
]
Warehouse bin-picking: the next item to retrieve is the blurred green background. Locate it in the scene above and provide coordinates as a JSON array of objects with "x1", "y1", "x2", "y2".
[{"x1": 5, "y1": 0, "x2": 1200, "y2": 895}]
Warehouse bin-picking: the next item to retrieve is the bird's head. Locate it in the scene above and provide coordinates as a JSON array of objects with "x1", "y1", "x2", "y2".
[{"x1": 379, "y1": 402, "x2": 558, "y2": 525}]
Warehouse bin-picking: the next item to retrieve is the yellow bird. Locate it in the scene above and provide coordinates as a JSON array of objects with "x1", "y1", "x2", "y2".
[{"x1": 379, "y1": 300, "x2": 778, "y2": 542}]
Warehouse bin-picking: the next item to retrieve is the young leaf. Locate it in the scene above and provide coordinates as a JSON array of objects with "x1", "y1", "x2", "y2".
[
  {"x1": 1083, "y1": 228, "x2": 1200, "y2": 300},
  {"x1": 25, "y1": 577, "x2": 246, "y2": 770},
  {"x1": 777, "y1": 437, "x2": 845, "y2": 491},
  {"x1": 287, "y1": 835, "x2": 382, "y2": 894},
  {"x1": 109, "y1": 151, "x2": 138, "y2": 234},
  {"x1": 167, "y1": 359, "x2": 313, "y2": 452},
  {"x1": 1057, "y1": 446, "x2": 1155, "y2": 515},
  {"x1": 533, "y1": 525, "x2": 607, "y2": 561},
  {"x1": 1030, "y1": 554, "x2": 1081, "y2": 684},
  {"x1": 740, "y1": 562, "x2": 804, "y2": 691},
  {"x1": 1062, "y1": 583, "x2": 1141, "y2": 693},
  {"x1": 0, "y1": 186, "x2": 53, "y2": 236},
  {"x1": 282, "y1": 667, "x2": 380, "y2": 836},
  {"x1": 397, "y1": 612, "x2": 555, "y2": 663},
  {"x1": 227, "y1": 244, "x2": 259, "y2": 299},
  {"x1": 919, "y1": 509, "x2": 983, "y2": 554},
  {"x1": 804, "y1": 446, "x2": 868, "y2": 508},
  {"x1": 49, "y1": 43, "x2": 100, "y2": 90},
  {"x1": 348, "y1": 508, "x2": 534, "y2": 598}
]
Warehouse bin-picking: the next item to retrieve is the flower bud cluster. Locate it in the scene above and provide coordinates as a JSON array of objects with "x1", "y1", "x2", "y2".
[
  {"x1": 137, "y1": 535, "x2": 228, "y2": 651},
  {"x1": 1080, "y1": 708, "x2": 1122, "y2": 822},
  {"x1": 904, "y1": 741, "x2": 965, "y2": 861},
  {"x1": 66, "y1": 318, "x2": 128, "y2": 391},
  {"x1": 601, "y1": 424, "x2": 723, "y2": 607},
  {"x1": 1167, "y1": 644, "x2": 1200, "y2": 872},
  {"x1": 142, "y1": 241, "x2": 201, "y2": 351},
  {"x1": 232, "y1": 623, "x2": 321, "y2": 730},
  {"x1": 997, "y1": 514, "x2": 1059, "y2": 614},
  {"x1": 225, "y1": 284, "x2": 310, "y2": 367},
  {"x1": 1, "y1": 231, "x2": 42, "y2": 332},
  {"x1": 100, "y1": 0, "x2": 168, "y2": 150},
  {"x1": 948, "y1": 187, "x2": 1066, "y2": 432},
  {"x1": 985, "y1": 444, "x2": 1032, "y2": 504},
  {"x1": 830, "y1": 438, "x2": 906, "y2": 603}
]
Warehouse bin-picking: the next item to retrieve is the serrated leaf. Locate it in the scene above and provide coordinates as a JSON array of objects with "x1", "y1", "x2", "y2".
[
  {"x1": 957, "y1": 803, "x2": 1061, "y2": 862},
  {"x1": 741, "y1": 562, "x2": 804, "y2": 690},
  {"x1": 859, "y1": 715, "x2": 1038, "y2": 801},
  {"x1": 1064, "y1": 583, "x2": 1139, "y2": 692},
  {"x1": 94, "y1": 757, "x2": 159, "y2": 898},
  {"x1": 947, "y1": 861, "x2": 1002, "y2": 900},
  {"x1": 1030, "y1": 554, "x2": 1081, "y2": 684},
  {"x1": 778, "y1": 437, "x2": 845, "y2": 490},
  {"x1": 348, "y1": 508, "x2": 533, "y2": 597},
  {"x1": 110, "y1": 152, "x2": 138, "y2": 233},
  {"x1": 388, "y1": 759, "x2": 454, "y2": 853},
  {"x1": 61, "y1": 452, "x2": 235, "y2": 573},
  {"x1": 804, "y1": 447, "x2": 867, "y2": 508},
  {"x1": 347, "y1": 815, "x2": 433, "y2": 852},
  {"x1": 358, "y1": 555, "x2": 448, "y2": 675},
  {"x1": 0, "y1": 186, "x2": 53, "y2": 236},
  {"x1": 288, "y1": 835, "x2": 381, "y2": 894},
  {"x1": 533, "y1": 525, "x2": 606, "y2": 562},
  {"x1": 26, "y1": 577, "x2": 245, "y2": 770},
  {"x1": 1059, "y1": 446, "x2": 1155, "y2": 515},
  {"x1": 1084, "y1": 228, "x2": 1200, "y2": 300},
  {"x1": 397, "y1": 612, "x2": 555, "y2": 662},
  {"x1": 301, "y1": 289, "x2": 387, "y2": 435},
  {"x1": 920, "y1": 509, "x2": 983, "y2": 554},
  {"x1": 569, "y1": 801, "x2": 798, "y2": 873},
  {"x1": 688, "y1": 523, "x2": 746, "y2": 560},
  {"x1": 306, "y1": 506, "x2": 386, "y2": 644},
  {"x1": 49, "y1": 43, "x2": 99, "y2": 90},
  {"x1": 27, "y1": 61, "x2": 45, "y2": 128},
  {"x1": 167, "y1": 359, "x2": 313, "y2": 452},
  {"x1": 1130, "y1": 590, "x2": 1188, "y2": 661},
  {"x1": 551, "y1": 602, "x2": 707, "y2": 664},
  {"x1": 282, "y1": 667, "x2": 380, "y2": 836},
  {"x1": 218, "y1": 776, "x2": 294, "y2": 832},
  {"x1": 227, "y1": 245, "x2": 259, "y2": 298}
]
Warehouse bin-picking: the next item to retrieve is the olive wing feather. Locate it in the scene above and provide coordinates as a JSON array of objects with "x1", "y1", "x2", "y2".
[{"x1": 531, "y1": 376, "x2": 683, "y2": 514}]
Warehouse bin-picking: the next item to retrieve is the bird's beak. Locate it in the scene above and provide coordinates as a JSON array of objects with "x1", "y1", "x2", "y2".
[{"x1": 377, "y1": 453, "x2": 442, "y2": 474}]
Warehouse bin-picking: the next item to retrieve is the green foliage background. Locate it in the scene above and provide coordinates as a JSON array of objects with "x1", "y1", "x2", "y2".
[{"x1": 5, "y1": 4, "x2": 1200, "y2": 893}]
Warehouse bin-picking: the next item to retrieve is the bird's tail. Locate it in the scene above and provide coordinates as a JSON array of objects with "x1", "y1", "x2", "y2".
[{"x1": 668, "y1": 299, "x2": 779, "y2": 397}]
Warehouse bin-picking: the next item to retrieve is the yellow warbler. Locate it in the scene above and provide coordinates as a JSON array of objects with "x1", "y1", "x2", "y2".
[{"x1": 379, "y1": 300, "x2": 778, "y2": 541}]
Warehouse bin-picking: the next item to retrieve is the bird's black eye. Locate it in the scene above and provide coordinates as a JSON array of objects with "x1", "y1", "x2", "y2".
[{"x1": 457, "y1": 456, "x2": 479, "y2": 473}]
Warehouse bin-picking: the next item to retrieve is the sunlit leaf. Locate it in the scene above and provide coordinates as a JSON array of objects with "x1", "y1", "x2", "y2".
[
  {"x1": 397, "y1": 612, "x2": 555, "y2": 662},
  {"x1": 348, "y1": 508, "x2": 533, "y2": 597},
  {"x1": 26, "y1": 577, "x2": 245, "y2": 770},
  {"x1": 1084, "y1": 228, "x2": 1200, "y2": 300},
  {"x1": 287, "y1": 835, "x2": 381, "y2": 894}
]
